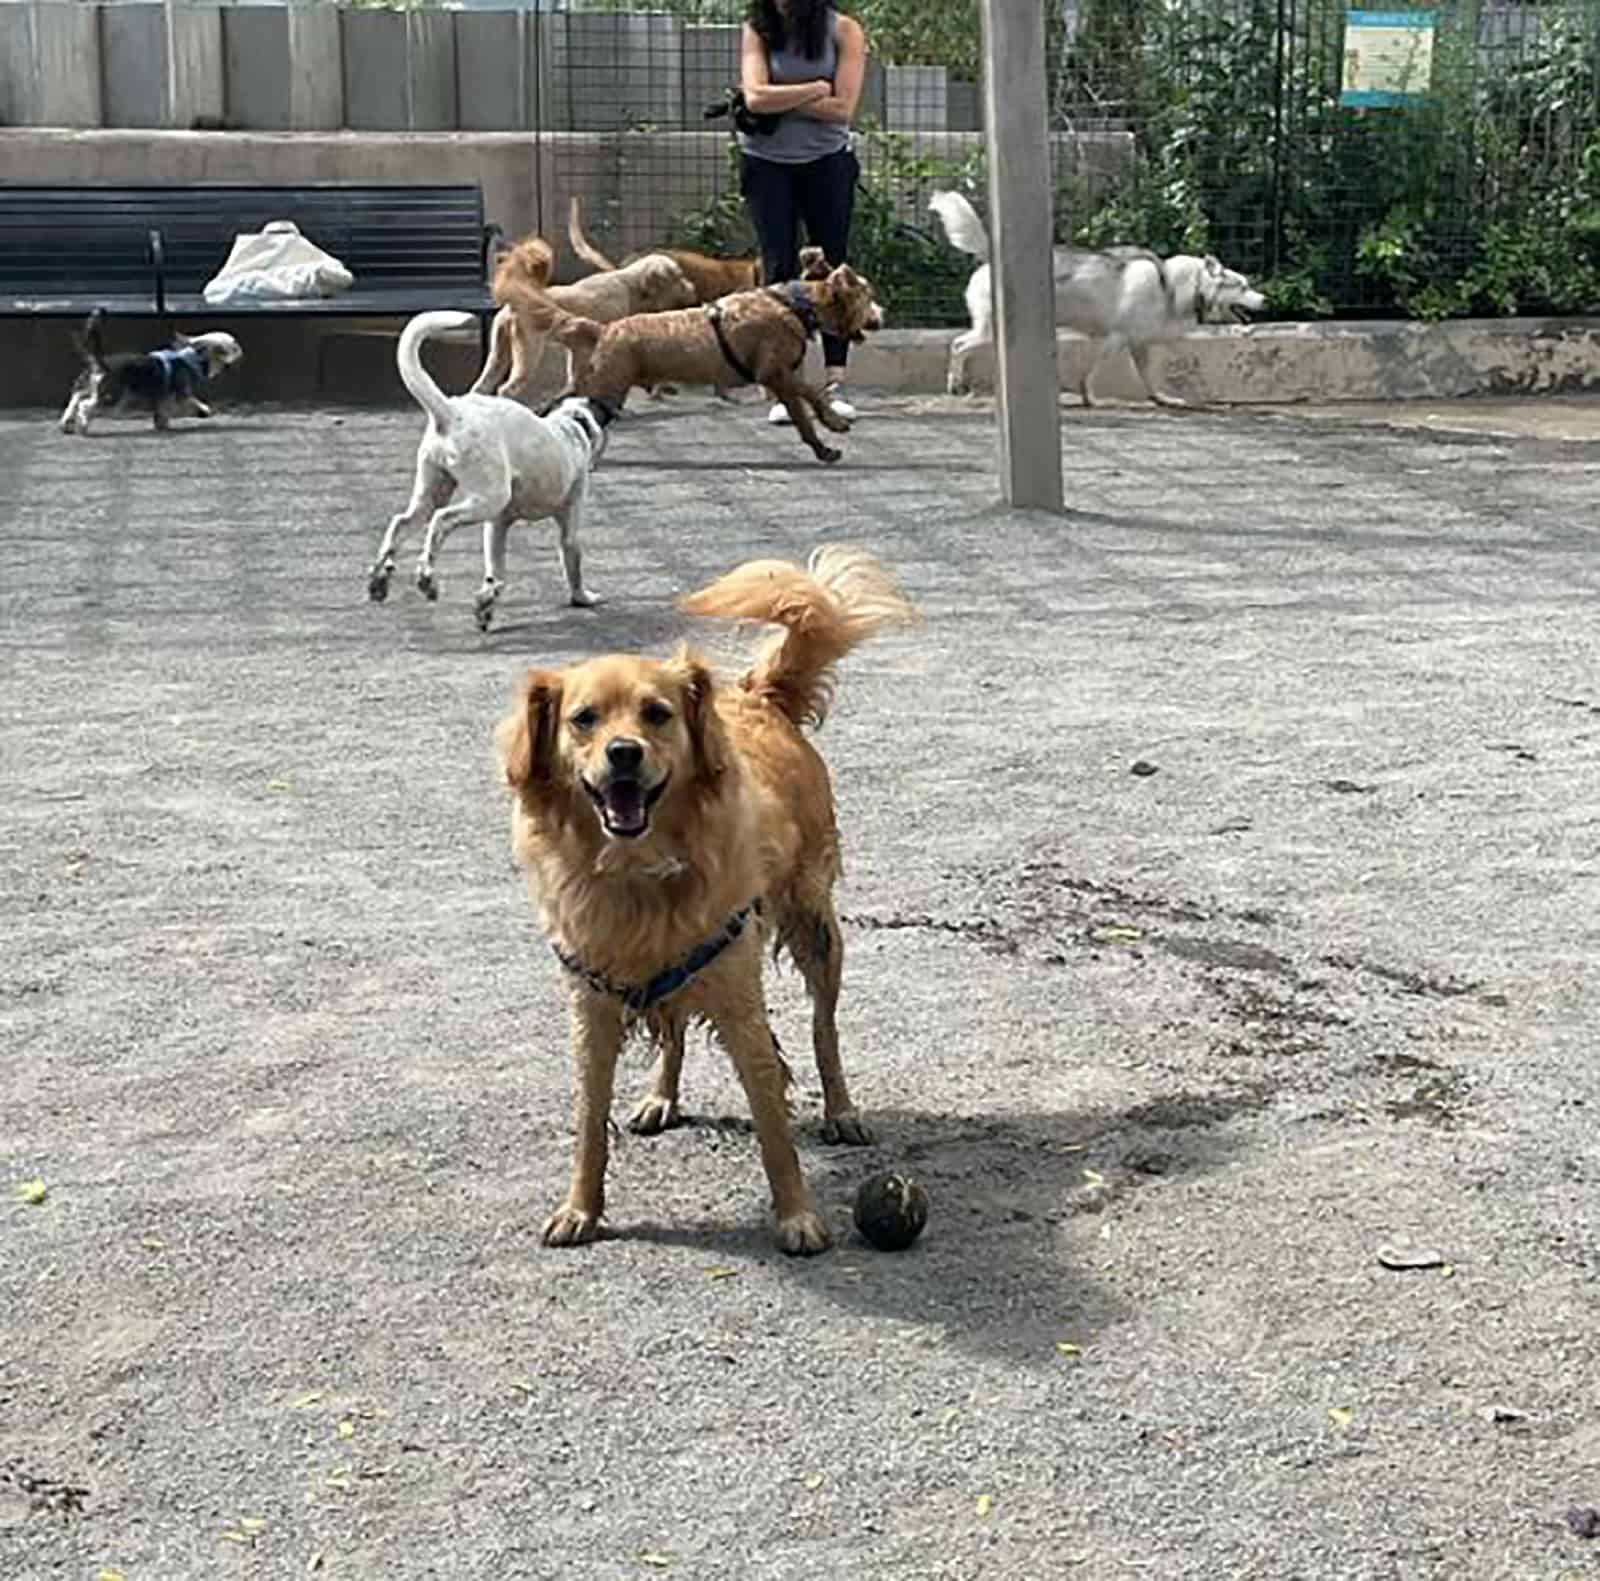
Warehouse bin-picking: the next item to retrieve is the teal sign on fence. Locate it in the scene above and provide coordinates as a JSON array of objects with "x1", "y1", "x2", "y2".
[{"x1": 1340, "y1": 10, "x2": 1436, "y2": 106}]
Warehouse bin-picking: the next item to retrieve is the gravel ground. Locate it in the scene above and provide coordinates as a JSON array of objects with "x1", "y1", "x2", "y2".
[{"x1": 3, "y1": 390, "x2": 1599, "y2": 1581}]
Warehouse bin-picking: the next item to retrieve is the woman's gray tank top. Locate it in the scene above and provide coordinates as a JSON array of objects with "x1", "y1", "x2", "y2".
[{"x1": 738, "y1": 12, "x2": 851, "y2": 165}]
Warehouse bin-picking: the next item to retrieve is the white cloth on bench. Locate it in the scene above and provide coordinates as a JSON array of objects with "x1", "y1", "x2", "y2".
[{"x1": 202, "y1": 219, "x2": 353, "y2": 305}]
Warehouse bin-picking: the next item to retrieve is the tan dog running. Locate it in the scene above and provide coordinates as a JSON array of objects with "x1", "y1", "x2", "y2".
[
  {"x1": 496, "y1": 547, "x2": 918, "y2": 1255},
  {"x1": 472, "y1": 232, "x2": 695, "y2": 401},
  {"x1": 527, "y1": 250, "x2": 884, "y2": 464},
  {"x1": 567, "y1": 195, "x2": 763, "y2": 304}
]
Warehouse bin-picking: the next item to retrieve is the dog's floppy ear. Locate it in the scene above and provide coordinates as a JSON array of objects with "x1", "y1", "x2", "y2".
[
  {"x1": 498, "y1": 667, "x2": 564, "y2": 791},
  {"x1": 669, "y1": 647, "x2": 728, "y2": 791},
  {"x1": 798, "y1": 246, "x2": 830, "y2": 280}
]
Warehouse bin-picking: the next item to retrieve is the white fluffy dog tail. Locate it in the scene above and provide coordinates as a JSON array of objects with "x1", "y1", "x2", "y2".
[
  {"x1": 928, "y1": 190, "x2": 990, "y2": 262},
  {"x1": 397, "y1": 310, "x2": 475, "y2": 433}
]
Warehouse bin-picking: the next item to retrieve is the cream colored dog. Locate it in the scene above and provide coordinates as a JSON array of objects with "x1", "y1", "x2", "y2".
[{"x1": 471, "y1": 233, "x2": 695, "y2": 402}]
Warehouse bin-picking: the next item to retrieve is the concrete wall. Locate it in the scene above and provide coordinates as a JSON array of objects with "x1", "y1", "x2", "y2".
[{"x1": 5, "y1": 313, "x2": 1599, "y2": 410}]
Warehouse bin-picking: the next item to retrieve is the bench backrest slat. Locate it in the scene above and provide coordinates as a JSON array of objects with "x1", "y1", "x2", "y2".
[{"x1": 0, "y1": 184, "x2": 489, "y2": 295}]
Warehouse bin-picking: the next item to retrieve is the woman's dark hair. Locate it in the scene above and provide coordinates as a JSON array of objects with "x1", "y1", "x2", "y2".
[{"x1": 748, "y1": 0, "x2": 834, "y2": 62}]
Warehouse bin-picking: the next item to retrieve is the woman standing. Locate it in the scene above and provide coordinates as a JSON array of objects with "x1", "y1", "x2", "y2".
[{"x1": 738, "y1": 0, "x2": 869, "y2": 424}]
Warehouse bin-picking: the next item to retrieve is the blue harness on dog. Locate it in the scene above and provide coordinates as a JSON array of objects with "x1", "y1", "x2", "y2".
[
  {"x1": 551, "y1": 899, "x2": 762, "y2": 1016},
  {"x1": 150, "y1": 345, "x2": 208, "y2": 390}
]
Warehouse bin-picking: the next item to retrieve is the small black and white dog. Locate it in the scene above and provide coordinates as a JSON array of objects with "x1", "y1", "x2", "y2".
[{"x1": 59, "y1": 309, "x2": 243, "y2": 436}]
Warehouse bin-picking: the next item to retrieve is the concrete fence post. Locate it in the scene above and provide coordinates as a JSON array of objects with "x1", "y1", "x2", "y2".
[{"x1": 979, "y1": 0, "x2": 1065, "y2": 512}]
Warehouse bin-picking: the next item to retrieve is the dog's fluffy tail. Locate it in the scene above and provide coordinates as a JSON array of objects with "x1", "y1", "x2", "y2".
[
  {"x1": 680, "y1": 546, "x2": 918, "y2": 730},
  {"x1": 928, "y1": 190, "x2": 990, "y2": 263},
  {"x1": 567, "y1": 196, "x2": 619, "y2": 274},
  {"x1": 397, "y1": 310, "x2": 474, "y2": 432},
  {"x1": 78, "y1": 307, "x2": 108, "y2": 371}
]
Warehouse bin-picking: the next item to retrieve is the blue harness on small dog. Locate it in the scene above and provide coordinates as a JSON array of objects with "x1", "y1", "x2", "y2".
[
  {"x1": 551, "y1": 899, "x2": 762, "y2": 1015},
  {"x1": 150, "y1": 345, "x2": 208, "y2": 390}
]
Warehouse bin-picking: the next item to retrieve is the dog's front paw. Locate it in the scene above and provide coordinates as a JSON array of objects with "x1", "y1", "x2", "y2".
[
  {"x1": 812, "y1": 444, "x2": 843, "y2": 465},
  {"x1": 366, "y1": 562, "x2": 393, "y2": 603},
  {"x1": 473, "y1": 583, "x2": 500, "y2": 631},
  {"x1": 774, "y1": 1208, "x2": 831, "y2": 1257},
  {"x1": 543, "y1": 1202, "x2": 602, "y2": 1247},
  {"x1": 192, "y1": 401, "x2": 214, "y2": 419},
  {"x1": 821, "y1": 1110, "x2": 875, "y2": 1146},
  {"x1": 626, "y1": 1094, "x2": 679, "y2": 1136},
  {"x1": 415, "y1": 566, "x2": 439, "y2": 602},
  {"x1": 820, "y1": 407, "x2": 852, "y2": 434}
]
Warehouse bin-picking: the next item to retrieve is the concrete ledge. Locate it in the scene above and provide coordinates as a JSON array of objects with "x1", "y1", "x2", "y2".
[{"x1": 4, "y1": 314, "x2": 1599, "y2": 409}]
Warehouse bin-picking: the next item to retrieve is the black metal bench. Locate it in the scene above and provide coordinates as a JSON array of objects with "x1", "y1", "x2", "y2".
[{"x1": 0, "y1": 183, "x2": 500, "y2": 345}]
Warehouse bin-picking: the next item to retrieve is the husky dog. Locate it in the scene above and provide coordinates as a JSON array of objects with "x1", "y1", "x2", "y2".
[
  {"x1": 367, "y1": 310, "x2": 619, "y2": 632},
  {"x1": 59, "y1": 309, "x2": 243, "y2": 435},
  {"x1": 928, "y1": 190, "x2": 1267, "y2": 404}
]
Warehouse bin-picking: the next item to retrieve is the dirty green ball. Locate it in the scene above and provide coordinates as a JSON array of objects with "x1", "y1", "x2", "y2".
[{"x1": 853, "y1": 1171, "x2": 929, "y2": 1252}]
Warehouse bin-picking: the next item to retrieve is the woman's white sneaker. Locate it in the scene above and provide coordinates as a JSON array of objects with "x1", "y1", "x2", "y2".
[
  {"x1": 823, "y1": 382, "x2": 857, "y2": 421},
  {"x1": 767, "y1": 384, "x2": 857, "y2": 425}
]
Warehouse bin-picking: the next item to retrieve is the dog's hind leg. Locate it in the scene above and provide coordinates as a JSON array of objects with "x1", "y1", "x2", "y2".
[
  {"x1": 59, "y1": 387, "x2": 85, "y2": 435},
  {"x1": 626, "y1": 1016, "x2": 687, "y2": 1135},
  {"x1": 1129, "y1": 341, "x2": 1189, "y2": 408},
  {"x1": 473, "y1": 519, "x2": 513, "y2": 631},
  {"x1": 179, "y1": 394, "x2": 214, "y2": 420},
  {"x1": 416, "y1": 495, "x2": 496, "y2": 602},
  {"x1": 368, "y1": 463, "x2": 450, "y2": 602},
  {"x1": 152, "y1": 398, "x2": 173, "y2": 432},
  {"x1": 785, "y1": 899, "x2": 873, "y2": 1145}
]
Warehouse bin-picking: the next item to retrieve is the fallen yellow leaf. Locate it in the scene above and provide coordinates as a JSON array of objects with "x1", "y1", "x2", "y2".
[
  {"x1": 337, "y1": 1419, "x2": 355, "y2": 1440},
  {"x1": 292, "y1": 1392, "x2": 324, "y2": 1410},
  {"x1": 975, "y1": 1493, "x2": 994, "y2": 1519},
  {"x1": 240, "y1": 1517, "x2": 266, "y2": 1534},
  {"x1": 266, "y1": 779, "x2": 292, "y2": 793},
  {"x1": 1055, "y1": 1341, "x2": 1083, "y2": 1357},
  {"x1": 705, "y1": 1267, "x2": 738, "y2": 1281},
  {"x1": 221, "y1": 1530, "x2": 250, "y2": 1545},
  {"x1": 15, "y1": 1179, "x2": 47, "y2": 1205},
  {"x1": 308, "y1": 1555, "x2": 325, "y2": 1574},
  {"x1": 803, "y1": 1472, "x2": 824, "y2": 1491},
  {"x1": 140, "y1": 1234, "x2": 166, "y2": 1252},
  {"x1": 937, "y1": 1405, "x2": 960, "y2": 1427},
  {"x1": 1327, "y1": 1406, "x2": 1354, "y2": 1429},
  {"x1": 1081, "y1": 1169, "x2": 1106, "y2": 1189},
  {"x1": 640, "y1": 1551, "x2": 673, "y2": 1568},
  {"x1": 97, "y1": 1570, "x2": 126, "y2": 1581}
]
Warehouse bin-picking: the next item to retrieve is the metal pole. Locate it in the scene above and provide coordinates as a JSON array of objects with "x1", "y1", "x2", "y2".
[{"x1": 979, "y1": 0, "x2": 1064, "y2": 513}]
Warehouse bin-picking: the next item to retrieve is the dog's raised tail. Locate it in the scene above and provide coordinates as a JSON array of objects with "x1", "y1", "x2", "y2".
[
  {"x1": 928, "y1": 190, "x2": 990, "y2": 262},
  {"x1": 567, "y1": 197, "x2": 619, "y2": 274},
  {"x1": 680, "y1": 547, "x2": 918, "y2": 730},
  {"x1": 78, "y1": 307, "x2": 109, "y2": 370},
  {"x1": 397, "y1": 310, "x2": 475, "y2": 432}
]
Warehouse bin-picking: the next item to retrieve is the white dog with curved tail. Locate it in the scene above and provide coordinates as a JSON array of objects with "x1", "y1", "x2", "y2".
[
  {"x1": 928, "y1": 189, "x2": 1266, "y2": 406},
  {"x1": 367, "y1": 310, "x2": 619, "y2": 632}
]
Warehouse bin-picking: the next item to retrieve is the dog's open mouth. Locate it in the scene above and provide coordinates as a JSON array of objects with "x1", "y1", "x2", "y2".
[{"x1": 583, "y1": 773, "x2": 669, "y2": 839}]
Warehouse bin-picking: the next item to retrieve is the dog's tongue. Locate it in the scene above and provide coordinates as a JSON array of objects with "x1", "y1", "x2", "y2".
[{"x1": 604, "y1": 780, "x2": 646, "y2": 834}]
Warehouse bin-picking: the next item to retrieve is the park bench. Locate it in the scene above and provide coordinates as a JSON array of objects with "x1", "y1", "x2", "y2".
[{"x1": 0, "y1": 183, "x2": 500, "y2": 349}]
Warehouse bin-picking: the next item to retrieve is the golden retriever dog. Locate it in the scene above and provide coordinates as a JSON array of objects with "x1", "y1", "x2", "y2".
[
  {"x1": 567, "y1": 195, "x2": 763, "y2": 304},
  {"x1": 471, "y1": 233, "x2": 696, "y2": 402},
  {"x1": 496, "y1": 547, "x2": 918, "y2": 1255},
  {"x1": 519, "y1": 250, "x2": 884, "y2": 464}
]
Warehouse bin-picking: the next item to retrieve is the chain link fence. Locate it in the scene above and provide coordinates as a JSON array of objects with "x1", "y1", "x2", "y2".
[{"x1": 533, "y1": 0, "x2": 1600, "y2": 323}]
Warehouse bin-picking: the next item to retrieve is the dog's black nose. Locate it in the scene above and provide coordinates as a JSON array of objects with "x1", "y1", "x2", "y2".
[{"x1": 606, "y1": 738, "x2": 644, "y2": 774}]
